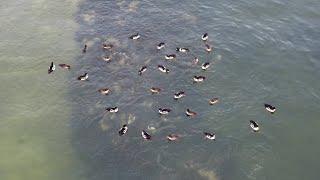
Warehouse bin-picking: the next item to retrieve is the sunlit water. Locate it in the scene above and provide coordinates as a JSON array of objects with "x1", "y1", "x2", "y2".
[{"x1": 1, "y1": 0, "x2": 320, "y2": 180}]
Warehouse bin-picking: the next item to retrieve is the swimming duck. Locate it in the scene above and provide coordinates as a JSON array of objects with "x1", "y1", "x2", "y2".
[
  {"x1": 102, "y1": 43, "x2": 113, "y2": 50},
  {"x1": 205, "y1": 44, "x2": 212, "y2": 53},
  {"x1": 186, "y1": 109, "x2": 197, "y2": 117},
  {"x1": 264, "y1": 104, "x2": 276, "y2": 114},
  {"x1": 58, "y1": 64, "x2": 71, "y2": 70},
  {"x1": 77, "y1": 73, "x2": 88, "y2": 81},
  {"x1": 150, "y1": 87, "x2": 161, "y2": 94},
  {"x1": 167, "y1": 134, "x2": 179, "y2": 141},
  {"x1": 201, "y1": 62, "x2": 210, "y2": 70},
  {"x1": 98, "y1": 88, "x2": 110, "y2": 95},
  {"x1": 165, "y1": 54, "x2": 176, "y2": 60},
  {"x1": 204, "y1": 132, "x2": 215, "y2": 140},
  {"x1": 193, "y1": 76, "x2": 206, "y2": 83},
  {"x1": 138, "y1": 66, "x2": 147, "y2": 75},
  {"x1": 158, "y1": 108, "x2": 171, "y2": 115},
  {"x1": 82, "y1": 44, "x2": 87, "y2": 53},
  {"x1": 129, "y1": 33, "x2": 140, "y2": 40},
  {"x1": 157, "y1": 42, "x2": 165, "y2": 50},
  {"x1": 106, "y1": 107, "x2": 119, "y2": 113},
  {"x1": 102, "y1": 56, "x2": 112, "y2": 62},
  {"x1": 249, "y1": 120, "x2": 259, "y2": 132},
  {"x1": 176, "y1": 47, "x2": 189, "y2": 53},
  {"x1": 141, "y1": 130, "x2": 151, "y2": 140},
  {"x1": 48, "y1": 62, "x2": 55, "y2": 74},
  {"x1": 118, "y1": 124, "x2": 128, "y2": 136},
  {"x1": 202, "y1": 33, "x2": 208, "y2": 41},
  {"x1": 158, "y1": 65, "x2": 170, "y2": 73},
  {"x1": 209, "y1": 98, "x2": 219, "y2": 105},
  {"x1": 174, "y1": 91, "x2": 185, "y2": 100}
]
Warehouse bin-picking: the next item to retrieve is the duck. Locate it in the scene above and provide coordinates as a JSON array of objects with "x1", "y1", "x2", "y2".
[
  {"x1": 77, "y1": 73, "x2": 88, "y2": 81},
  {"x1": 102, "y1": 43, "x2": 113, "y2": 50},
  {"x1": 205, "y1": 44, "x2": 212, "y2": 53},
  {"x1": 102, "y1": 56, "x2": 112, "y2": 62},
  {"x1": 201, "y1": 62, "x2": 210, "y2": 70},
  {"x1": 209, "y1": 98, "x2": 219, "y2": 105},
  {"x1": 249, "y1": 120, "x2": 259, "y2": 132},
  {"x1": 204, "y1": 132, "x2": 215, "y2": 140},
  {"x1": 158, "y1": 65, "x2": 170, "y2": 73},
  {"x1": 264, "y1": 104, "x2": 276, "y2": 114},
  {"x1": 48, "y1": 62, "x2": 55, "y2": 74},
  {"x1": 129, "y1": 33, "x2": 140, "y2": 40},
  {"x1": 58, "y1": 64, "x2": 71, "y2": 70},
  {"x1": 158, "y1": 108, "x2": 171, "y2": 115},
  {"x1": 193, "y1": 76, "x2": 206, "y2": 83},
  {"x1": 186, "y1": 109, "x2": 197, "y2": 117},
  {"x1": 150, "y1": 87, "x2": 161, "y2": 94},
  {"x1": 167, "y1": 134, "x2": 179, "y2": 141},
  {"x1": 157, "y1": 42, "x2": 165, "y2": 50},
  {"x1": 118, "y1": 124, "x2": 128, "y2": 136},
  {"x1": 174, "y1": 91, "x2": 185, "y2": 100},
  {"x1": 176, "y1": 47, "x2": 189, "y2": 53},
  {"x1": 165, "y1": 54, "x2": 176, "y2": 60},
  {"x1": 98, "y1": 88, "x2": 110, "y2": 95},
  {"x1": 138, "y1": 66, "x2": 147, "y2": 75},
  {"x1": 141, "y1": 130, "x2": 151, "y2": 140},
  {"x1": 82, "y1": 44, "x2": 87, "y2": 53},
  {"x1": 202, "y1": 33, "x2": 208, "y2": 41},
  {"x1": 106, "y1": 106, "x2": 119, "y2": 113}
]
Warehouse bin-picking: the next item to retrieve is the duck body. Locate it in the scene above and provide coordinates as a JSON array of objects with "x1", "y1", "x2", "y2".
[
  {"x1": 249, "y1": 120, "x2": 259, "y2": 132},
  {"x1": 103, "y1": 43, "x2": 113, "y2": 50},
  {"x1": 138, "y1": 66, "x2": 147, "y2": 75},
  {"x1": 157, "y1": 42, "x2": 165, "y2": 50},
  {"x1": 186, "y1": 109, "x2": 197, "y2": 117},
  {"x1": 201, "y1": 62, "x2": 210, "y2": 70},
  {"x1": 165, "y1": 54, "x2": 176, "y2": 60},
  {"x1": 167, "y1": 134, "x2": 179, "y2": 141},
  {"x1": 141, "y1": 130, "x2": 151, "y2": 140},
  {"x1": 150, "y1": 87, "x2": 161, "y2": 94},
  {"x1": 58, "y1": 64, "x2": 71, "y2": 70},
  {"x1": 106, "y1": 107, "x2": 119, "y2": 113},
  {"x1": 159, "y1": 108, "x2": 171, "y2": 115},
  {"x1": 209, "y1": 98, "x2": 219, "y2": 105},
  {"x1": 48, "y1": 62, "x2": 55, "y2": 74},
  {"x1": 264, "y1": 104, "x2": 276, "y2": 113},
  {"x1": 174, "y1": 91, "x2": 185, "y2": 100},
  {"x1": 119, "y1": 124, "x2": 128, "y2": 136},
  {"x1": 204, "y1": 132, "x2": 215, "y2": 140},
  {"x1": 129, "y1": 33, "x2": 140, "y2": 40},
  {"x1": 193, "y1": 76, "x2": 206, "y2": 83},
  {"x1": 158, "y1": 65, "x2": 170, "y2": 73},
  {"x1": 98, "y1": 88, "x2": 110, "y2": 95},
  {"x1": 77, "y1": 73, "x2": 88, "y2": 81},
  {"x1": 176, "y1": 47, "x2": 189, "y2": 53},
  {"x1": 202, "y1": 33, "x2": 208, "y2": 41}
]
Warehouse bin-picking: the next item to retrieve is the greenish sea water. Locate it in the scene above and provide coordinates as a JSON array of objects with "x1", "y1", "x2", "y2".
[{"x1": 1, "y1": 0, "x2": 320, "y2": 180}]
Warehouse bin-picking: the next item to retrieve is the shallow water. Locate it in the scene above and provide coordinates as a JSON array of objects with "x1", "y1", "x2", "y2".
[{"x1": 1, "y1": 0, "x2": 320, "y2": 179}]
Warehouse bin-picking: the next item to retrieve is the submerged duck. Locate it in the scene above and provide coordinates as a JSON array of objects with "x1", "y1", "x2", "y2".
[
  {"x1": 158, "y1": 108, "x2": 171, "y2": 115},
  {"x1": 176, "y1": 47, "x2": 189, "y2": 53},
  {"x1": 102, "y1": 43, "x2": 113, "y2": 50},
  {"x1": 174, "y1": 91, "x2": 185, "y2": 100},
  {"x1": 141, "y1": 130, "x2": 151, "y2": 140},
  {"x1": 129, "y1": 33, "x2": 140, "y2": 40},
  {"x1": 150, "y1": 87, "x2": 161, "y2": 94},
  {"x1": 202, "y1": 33, "x2": 208, "y2": 41},
  {"x1": 157, "y1": 42, "x2": 165, "y2": 50},
  {"x1": 209, "y1": 98, "x2": 219, "y2": 105},
  {"x1": 193, "y1": 76, "x2": 206, "y2": 83},
  {"x1": 138, "y1": 66, "x2": 147, "y2": 75},
  {"x1": 106, "y1": 107, "x2": 119, "y2": 113},
  {"x1": 165, "y1": 54, "x2": 176, "y2": 60},
  {"x1": 249, "y1": 120, "x2": 259, "y2": 132},
  {"x1": 58, "y1": 64, "x2": 71, "y2": 70},
  {"x1": 205, "y1": 44, "x2": 212, "y2": 53},
  {"x1": 102, "y1": 56, "x2": 112, "y2": 62},
  {"x1": 82, "y1": 44, "x2": 87, "y2": 53},
  {"x1": 201, "y1": 62, "x2": 210, "y2": 70},
  {"x1": 186, "y1": 109, "x2": 197, "y2": 117},
  {"x1": 158, "y1": 65, "x2": 170, "y2": 73},
  {"x1": 48, "y1": 62, "x2": 55, "y2": 74},
  {"x1": 264, "y1": 104, "x2": 276, "y2": 114},
  {"x1": 193, "y1": 57, "x2": 199, "y2": 65},
  {"x1": 98, "y1": 88, "x2": 110, "y2": 95},
  {"x1": 77, "y1": 73, "x2": 88, "y2": 81},
  {"x1": 118, "y1": 124, "x2": 128, "y2": 136},
  {"x1": 204, "y1": 132, "x2": 215, "y2": 140},
  {"x1": 167, "y1": 134, "x2": 179, "y2": 141}
]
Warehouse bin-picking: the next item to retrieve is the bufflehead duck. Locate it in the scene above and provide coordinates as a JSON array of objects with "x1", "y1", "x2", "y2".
[
  {"x1": 204, "y1": 132, "x2": 215, "y2": 140},
  {"x1": 264, "y1": 104, "x2": 276, "y2": 114},
  {"x1": 129, "y1": 33, "x2": 140, "y2": 40},
  {"x1": 176, "y1": 47, "x2": 189, "y2": 53},
  {"x1": 77, "y1": 73, "x2": 88, "y2": 81},
  {"x1": 249, "y1": 120, "x2": 259, "y2": 132},
  {"x1": 98, "y1": 88, "x2": 110, "y2": 95},
  {"x1": 205, "y1": 44, "x2": 212, "y2": 53},
  {"x1": 102, "y1": 43, "x2": 113, "y2": 50},
  {"x1": 202, "y1": 33, "x2": 208, "y2": 41},
  {"x1": 209, "y1": 98, "x2": 219, "y2": 105},
  {"x1": 158, "y1": 65, "x2": 170, "y2": 73},
  {"x1": 201, "y1": 62, "x2": 210, "y2": 70},
  {"x1": 165, "y1": 54, "x2": 176, "y2": 60},
  {"x1": 157, "y1": 42, "x2": 165, "y2": 50},
  {"x1": 106, "y1": 107, "x2": 119, "y2": 113},
  {"x1": 118, "y1": 124, "x2": 128, "y2": 136},
  {"x1": 102, "y1": 56, "x2": 112, "y2": 62},
  {"x1": 138, "y1": 66, "x2": 147, "y2": 75},
  {"x1": 158, "y1": 108, "x2": 171, "y2": 115},
  {"x1": 150, "y1": 87, "x2": 161, "y2": 94},
  {"x1": 48, "y1": 62, "x2": 55, "y2": 74},
  {"x1": 186, "y1": 109, "x2": 197, "y2": 117},
  {"x1": 193, "y1": 76, "x2": 206, "y2": 83},
  {"x1": 167, "y1": 134, "x2": 179, "y2": 141},
  {"x1": 174, "y1": 91, "x2": 185, "y2": 100},
  {"x1": 141, "y1": 130, "x2": 151, "y2": 140}
]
